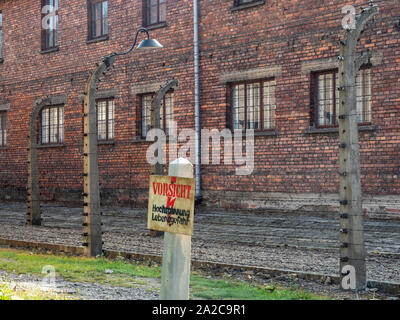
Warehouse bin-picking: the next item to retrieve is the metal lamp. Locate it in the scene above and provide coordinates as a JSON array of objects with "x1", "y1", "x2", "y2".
[
  {"x1": 103, "y1": 27, "x2": 163, "y2": 66},
  {"x1": 137, "y1": 38, "x2": 164, "y2": 50}
]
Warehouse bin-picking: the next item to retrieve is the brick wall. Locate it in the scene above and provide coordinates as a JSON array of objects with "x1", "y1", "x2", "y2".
[{"x1": 0, "y1": 0, "x2": 399, "y2": 213}]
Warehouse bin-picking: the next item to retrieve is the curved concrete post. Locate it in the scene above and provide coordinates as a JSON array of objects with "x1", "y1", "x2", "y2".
[
  {"x1": 148, "y1": 79, "x2": 179, "y2": 237},
  {"x1": 27, "y1": 97, "x2": 52, "y2": 226},
  {"x1": 338, "y1": 4, "x2": 378, "y2": 291},
  {"x1": 150, "y1": 78, "x2": 179, "y2": 175},
  {"x1": 82, "y1": 56, "x2": 116, "y2": 257}
]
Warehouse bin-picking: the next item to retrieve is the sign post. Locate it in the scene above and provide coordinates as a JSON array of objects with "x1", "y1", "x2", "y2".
[{"x1": 147, "y1": 158, "x2": 195, "y2": 300}]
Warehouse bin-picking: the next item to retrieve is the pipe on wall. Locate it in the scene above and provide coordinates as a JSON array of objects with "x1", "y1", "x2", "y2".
[{"x1": 194, "y1": 0, "x2": 202, "y2": 203}]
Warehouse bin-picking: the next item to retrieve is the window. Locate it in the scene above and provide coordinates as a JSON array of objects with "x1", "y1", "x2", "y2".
[
  {"x1": 313, "y1": 68, "x2": 371, "y2": 127},
  {"x1": 145, "y1": 0, "x2": 166, "y2": 26},
  {"x1": 356, "y1": 68, "x2": 372, "y2": 123},
  {"x1": 88, "y1": 0, "x2": 108, "y2": 40},
  {"x1": 233, "y1": 0, "x2": 263, "y2": 7},
  {"x1": 97, "y1": 99, "x2": 114, "y2": 141},
  {"x1": 235, "y1": 0, "x2": 259, "y2": 5},
  {"x1": 231, "y1": 79, "x2": 276, "y2": 131},
  {"x1": 314, "y1": 70, "x2": 338, "y2": 127},
  {"x1": 0, "y1": 111, "x2": 6, "y2": 147},
  {"x1": 40, "y1": 105, "x2": 64, "y2": 145},
  {"x1": 0, "y1": 11, "x2": 3, "y2": 60},
  {"x1": 141, "y1": 92, "x2": 173, "y2": 137},
  {"x1": 41, "y1": 0, "x2": 59, "y2": 50}
]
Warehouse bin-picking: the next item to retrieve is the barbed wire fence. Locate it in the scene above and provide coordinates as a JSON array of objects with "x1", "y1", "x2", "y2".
[{"x1": 0, "y1": 0, "x2": 398, "y2": 294}]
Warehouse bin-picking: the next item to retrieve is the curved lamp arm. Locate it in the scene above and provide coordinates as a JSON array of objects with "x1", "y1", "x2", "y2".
[{"x1": 103, "y1": 27, "x2": 150, "y2": 67}]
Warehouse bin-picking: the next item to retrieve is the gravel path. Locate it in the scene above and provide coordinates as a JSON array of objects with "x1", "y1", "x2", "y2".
[{"x1": 0, "y1": 202, "x2": 399, "y2": 284}]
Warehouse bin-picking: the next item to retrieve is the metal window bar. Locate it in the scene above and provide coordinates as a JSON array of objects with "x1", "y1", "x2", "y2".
[
  {"x1": 356, "y1": 68, "x2": 372, "y2": 123},
  {"x1": 107, "y1": 100, "x2": 114, "y2": 139},
  {"x1": 40, "y1": 105, "x2": 63, "y2": 145},
  {"x1": 0, "y1": 111, "x2": 6, "y2": 146},
  {"x1": 97, "y1": 99, "x2": 113, "y2": 141},
  {"x1": 263, "y1": 80, "x2": 276, "y2": 129},
  {"x1": 246, "y1": 83, "x2": 260, "y2": 130},
  {"x1": 233, "y1": 80, "x2": 276, "y2": 131},
  {"x1": 141, "y1": 95, "x2": 152, "y2": 138},
  {"x1": 232, "y1": 84, "x2": 245, "y2": 130},
  {"x1": 318, "y1": 73, "x2": 334, "y2": 126},
  {"x1": 164, "y1": 92, "x2": 173, "y2": 135},
  {"x1": 236, "y1": 0, "x2": 259, "y2": 6},
  {"x1": 141, "y1": 92, "x2": 174, "y2": 137},
  {"x1": 316, "y1": 68, "x2": 371, "y2": 128}
]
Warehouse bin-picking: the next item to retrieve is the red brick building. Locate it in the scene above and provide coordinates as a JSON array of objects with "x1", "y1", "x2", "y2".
[{"x1": 0, "y1": 0, "x2": 399, "y2": 216}]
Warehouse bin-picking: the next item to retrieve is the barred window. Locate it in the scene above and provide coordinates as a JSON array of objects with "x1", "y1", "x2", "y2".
[
  {"x1": 0, "y1": 111, "x2": 6, "y2": 147},
  {"x1": 315, "y1": 71, "x2": 339, "y2": 127},
  {"x1": 97, "y1": 99, "x2": 114, "y2": 141},
  {"x1": 232, "y1": 79, "x2": 276, "y2": 131},
  {"x1": 356, "y1": 68, "x2": 372, "y2": 123},
  {"x1": 88, "y1": 0, "x2": 108, "y2": 40},
  {"x1": 41, "y1": 0, "x2": 59, "y2": 50},
  {"x1": 40, "y1": 105, "x2": 64, "y2": 145},
  {"x1": 145, "y1": 0, "x2": 166, "y2": 26},
  {"x1": 235, "y1": 0, "x2": 259, "y2": 6},
  {"x1": 141, "y1": 92, "x2": 174, "y2": 137},
  {"x1": 314, "y1": 68, "x2": 371, "y2": 127}
]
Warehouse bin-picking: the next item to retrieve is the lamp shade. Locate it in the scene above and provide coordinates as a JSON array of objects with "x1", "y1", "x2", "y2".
[{"x1": 137, "y1": 38, "x2": 163, "y2": 50}]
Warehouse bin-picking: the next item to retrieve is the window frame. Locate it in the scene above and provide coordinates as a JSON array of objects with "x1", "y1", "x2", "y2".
[
  {"x1": 312, "y1": 67, "x2": 372, "y2": 129},
  {"x1": 0, "y1": 111, "x2": 6, "y2": 147},
  {"x1": 41, "y1": 0, "x2": 59, "y2": 51},
  {"x1": 356, "y1": 66, "x2": 372, "y2": 124},
  {"x1": 140, "y1": 91, "x2": 173, "y2": 138},
  {"x1": 144, "y1": 0, "x2": 166, "y2": 27},
  {"x1": 313, "y1": 69, "x2": 338, "y2": 129},
  {"x1": 234, "y1": 0, "x2": 261, "y2": 6},
  {"x1": 96, "y1": 98, "x2": 114, "y2": 142},
  {"x1": 232, "y1": 0, "x2": 265, "y2": 10},
  {"x1": 87, "y1": 0, "x2": 108, "y2": 41},
  {"x1": 39, "y1": 105, "x2": 64, "y2": 145},
  {"x1": 229, "y1": 78, "x2": 276, "y2": 132}
]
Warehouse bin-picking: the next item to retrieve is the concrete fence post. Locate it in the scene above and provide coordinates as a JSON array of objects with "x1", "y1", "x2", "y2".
[
  {"x1": 82, "y1": 56, "x2": 115, "y2": 257},
  {"x1": 149, "y1": 79, "x2": 179, "y2": 237},
  {"x1": 338, "y1": 3, "x2": 378, "y2": 291},
  {"x1": 160, "y1": 158, "x2": 193, "y2": 300},
  {"x1": 27, "y1": 98, "x2": 52, "y2": 226}
]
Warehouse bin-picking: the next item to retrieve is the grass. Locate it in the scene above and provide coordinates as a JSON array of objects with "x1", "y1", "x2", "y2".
[
  {"x1": 190, "y1": 275, "x2": 326, "y2": 300},
  {"x1": 0, "y1": 274, "x2": 70, "y2": 300},
  {"x1": 0, "y1": 248, "x2": 328, "y2": 300},
  {"x1": 0, "y1": 249, "x2": 161, "y2": 288},
  {"x1": 0, "y1": 279, "x2": 13, "y2": 300}
]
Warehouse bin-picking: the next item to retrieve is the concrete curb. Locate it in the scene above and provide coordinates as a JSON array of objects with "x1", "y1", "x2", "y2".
[{"x1": 0, "y1": 237, "x2": 398, "y2": 295}]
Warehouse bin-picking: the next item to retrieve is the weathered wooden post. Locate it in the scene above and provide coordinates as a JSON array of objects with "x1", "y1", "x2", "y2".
[
  {"x1": 82, "y1": 56, "x2": 116, "y2": 257},
  {"x1": 338, "y1": 2, "x2": 378, "y2": 290}
]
